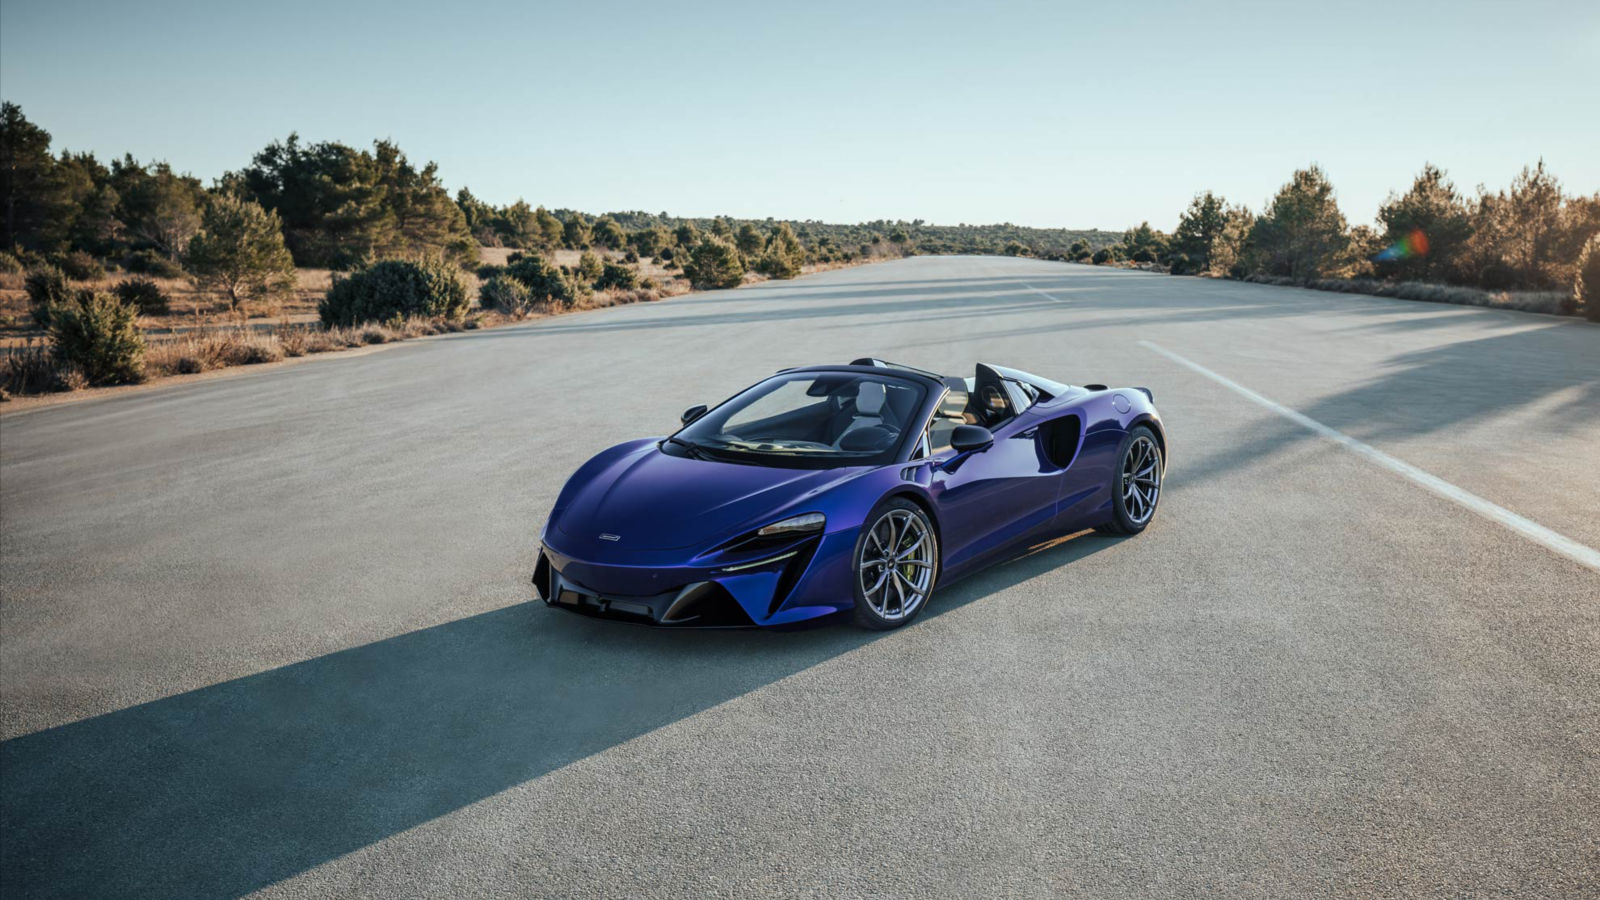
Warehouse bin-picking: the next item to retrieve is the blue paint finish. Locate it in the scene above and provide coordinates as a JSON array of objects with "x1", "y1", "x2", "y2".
[{"x1": 537, "y1": 364, "x2": 1166, "y2": 627}]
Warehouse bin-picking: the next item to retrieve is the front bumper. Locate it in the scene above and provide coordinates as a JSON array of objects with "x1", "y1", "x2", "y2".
[{"x1": 533, "y1": 531, "x2": 857, "y2": 627}]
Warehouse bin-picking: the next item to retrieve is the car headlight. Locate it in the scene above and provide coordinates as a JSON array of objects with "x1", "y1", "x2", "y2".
[{"x1": 756, "y1": 512, "x2": 825, "y2": 536}]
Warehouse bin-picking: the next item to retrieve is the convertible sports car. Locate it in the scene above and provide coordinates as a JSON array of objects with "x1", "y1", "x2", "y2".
[{"x1": 534, "y1": 359, "x2": 1166, "y2": 629}]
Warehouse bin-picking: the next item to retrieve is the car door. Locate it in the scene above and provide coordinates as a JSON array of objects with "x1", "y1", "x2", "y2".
[{"x1": 929, "y1": 412, "x2": 1060, "y2": 573}]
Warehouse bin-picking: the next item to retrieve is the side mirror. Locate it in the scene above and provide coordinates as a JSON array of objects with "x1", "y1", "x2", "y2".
[
  {"x1": 949, "y1": 424, "x2": 994, "y2": 453},
  {"x1": 681, "y1": 404, "x2": 708, "y2": 426}
]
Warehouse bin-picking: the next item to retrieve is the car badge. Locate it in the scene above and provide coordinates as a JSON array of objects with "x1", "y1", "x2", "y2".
[{"x1": 598, "y1": 533, "x2": 621, "y2": 542}]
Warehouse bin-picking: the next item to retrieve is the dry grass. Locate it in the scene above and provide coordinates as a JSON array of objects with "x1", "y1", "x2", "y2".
[
  {"x1": 3, "y1": 246, "x2": 894, "y2": 401},
  {"x1": 1242, "y1": 274, "x2": 1568, "y2": 315}
]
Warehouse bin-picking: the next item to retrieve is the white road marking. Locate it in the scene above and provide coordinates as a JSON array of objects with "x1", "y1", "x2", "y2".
[
  {"x1": 1024, "y1": 283, "x2": 1065, "y2": 302},
  {"x1": 1140, "y1": 339, "x2": 1600, "y2": 574}
]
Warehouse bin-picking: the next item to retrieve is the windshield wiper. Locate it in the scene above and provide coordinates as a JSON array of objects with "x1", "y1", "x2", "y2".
[{"x1": 664, "y1": 436, "x2": 708, "y2": 459}]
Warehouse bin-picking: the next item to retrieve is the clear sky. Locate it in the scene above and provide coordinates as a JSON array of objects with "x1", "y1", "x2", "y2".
[{"x1": 2, "y1": 0, "x2": 1596, "y2": 231}]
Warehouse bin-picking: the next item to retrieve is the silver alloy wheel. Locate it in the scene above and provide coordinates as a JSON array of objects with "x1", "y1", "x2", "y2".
[
  {"x1": 858, "y1": 508, "x2": 935, "y2": 621},
  {"x1": 1121, "y1": 435, "x2": 1162, "y2": 525}
]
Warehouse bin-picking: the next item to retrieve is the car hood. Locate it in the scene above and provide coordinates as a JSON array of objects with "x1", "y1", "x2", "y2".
[{"x1": 553, "y1": 443, "x2": 861, "y2": 551}]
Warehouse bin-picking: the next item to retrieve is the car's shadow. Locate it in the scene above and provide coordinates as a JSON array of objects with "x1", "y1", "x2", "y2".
[{"x1": 0, "y1": 529, "x2": 1116, "y2": 899}]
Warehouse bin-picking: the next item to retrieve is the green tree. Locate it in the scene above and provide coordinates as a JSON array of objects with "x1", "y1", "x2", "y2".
[
  {"x1": 184, "y1": 195, "x2": 297, "y2": 313},
  {"x1": 1246, "y1": 166, "x2": 1350, "y2": 279},
  {"x1": 234, "y1": 134, "x2": 474, "y2": 268},
  {"x1": 0, "y1": 103, "x2": 68, "y2": 252},
  {"x1": 757, "y1": 223, "x2": 805, "y2": 278},
  {"x1": 562, "y1": 213, "x2": 591, "y2": 249},
  {"x1": 673, "y1": 222, "x2": 699, "y2": 248},
  {"x1": 1375, "y1": 164, "x2": 1473, "y2": 283},
  {"x1": 684, "y1": 237, "x2": 745, "y2": 289},
  {"x1": 506, "y1": 254, "x2": 582, "y2": 307},
  {"x1": 1172, "y1": 192, "x2": 1228, "y2": 273},
  {"x1": 590, "y1": 215, "x2": 626, "y2": 249},
  {"x1": 630, "y1": 226, "x2": 668, "y2": 257},
  {"x1": 534, "y1": 206, "x2": 564, "y2": 248},
  {"x1": 577, "y1": 250, "x2": 603, "y2": 282},
  {"x1": 110, "y1": 157, "x2": 206, "y2": 256},
  {"x1": 1575, "y1": 235, "x2": 1600, "y2": 322},
  {"x1": 1210, "y1": 206, "x2": 1254, "y2": 276},
  {"x1": 1119, "y1": 221, "x2": 1167, "y2": 262},
  {"x1": 735, "y1": 223, "x2": 764, "y2": 258}
]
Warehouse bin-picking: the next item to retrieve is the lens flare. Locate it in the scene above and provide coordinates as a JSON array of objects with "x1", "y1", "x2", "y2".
[{"x1": 1375, "y1": 228, "x2": 1430, "y2": 262}]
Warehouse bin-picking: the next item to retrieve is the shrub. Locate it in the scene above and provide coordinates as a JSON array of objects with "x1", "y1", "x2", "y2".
[
  {"x1": 479, "y1": 274, "x2": 534, "y2": 316},
  {"x1": 1168, "y1": 254, "x2": 1195, "y2": 275},
  {"x1": 505, "y1": 254, "x2": 582, "y2": 307},
  {"x1": 1577, "y1": 235, "x2": 1600, "y2": 322},
  {"x1": 683, "y1": 238, "x2": 746, "y2": 289},
  {"x1": 56, "y1": 251, "x2": 106, "y2": 281},
  {"x1": 48, "y1": 292, "x2": 146, "y2": 385},
  {"x1": 1091, "y1": 248, "x2": 1112, "y2": 264},
  {"x1": 113, "y1": 277, "x2": 171, "y2": 315},
  {"x1": 319, "y1": 258, "x2": 469, "y2": 326},
  {"x1": 123, "y1": 249, "x2": 186, "y2": 278},
  {"x1": 595, "y1": 262, "x2": 638, "y2": 290},
  {"x1": 756, "y1": 224, "x2": 805, "y2": 279},
  {"x1": 476, "y1": 262, "x2": 507, "y2": 280},
  {"x1": 622, "y1": 248, "x2": 639, "y2": 263},
  {"x1": 577, "y1": 250, "x2": 603, "y2": 283},
  {"x1": 1131, "y1": 248, "x2": 1156, "y2": 263},
  {"x1": 0, "y1": 249, "x2": 22, "y2": 274},
  {"x1": 186, "y1": 195, "x2": 297, "y2": 313},
  {"x1": 25, "y1": 265, "x2": 74, "y2": 327}
]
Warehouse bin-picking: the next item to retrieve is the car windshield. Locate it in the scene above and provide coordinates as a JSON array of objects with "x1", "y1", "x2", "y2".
[{"x1": 672, "y1": 372, "x2": 927, "y2": 468}]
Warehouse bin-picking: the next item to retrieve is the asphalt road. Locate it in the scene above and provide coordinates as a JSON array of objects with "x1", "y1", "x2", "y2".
[{"x1": 2, "y1": 256, "x2": 1597, "y2": 898}]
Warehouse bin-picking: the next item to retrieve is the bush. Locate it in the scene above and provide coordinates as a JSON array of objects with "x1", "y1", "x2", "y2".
[
  {"x1": 577, "y1": 250, "x2": 603, "y2": 283},
  {"x1": 756, "y1": 224, "x2": 805, "y2": 279},
  {"x1": 25, "y1": 266, "x2": 74, "y2": 328},
  {"x1": 56, "y1": 251, "x2": 106, "y2": 281},
  {"x1": 505, "y1": 254, "x2": 582, "y2": 307},
  {"x1": 319, "y1": 258, "x2": 469, "y2": 327},
  {"x1": 479, "y1": 274, "x2": 534, "y2": 316},
  {"x1": 1168, "y1": 254, "x2": 1195, "y2": 275},
  {"x1": 595, "y1": 262, "x2": 638, "y2": 290},
  {"x1": 1091, "y1": 248, "x2": 1112, "y2": 264},
  {"x1": 683, "y1": 239, "x2": 746, "y2": 289},
  {"x1": 623, "y1": 248, "x2": 639, "y2": 263},
  {"x1": 1131, "y1": 248, "x2": 1156, "y2": 263},
  {"x1": 1577, "y1": 235, "x2": 1600, "y2": 322},
  {"x1": 0, "y1": 249, "x2": 22, "y2": 274},
  {"x1": 476, "y1": 262, "x2": 507, "y2": 280},
  {"x1": 48, "y1": 292, "x2": 146, "y2": 385},
  {"x1": 113, "y1": 277, "x2": 171, "y2": 315},
  {"x1": 123, "y1": 249, "x2": 186, "y2": 278}
]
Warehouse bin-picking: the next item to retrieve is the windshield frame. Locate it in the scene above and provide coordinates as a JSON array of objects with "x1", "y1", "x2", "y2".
[{"x1": 666, "y1": 369, "x2": 937, "y2": 470}]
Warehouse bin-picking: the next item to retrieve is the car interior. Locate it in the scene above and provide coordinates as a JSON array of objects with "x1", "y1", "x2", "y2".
[{"x1": 923, "y1": 363, "x2": 1035, "y2": 453}]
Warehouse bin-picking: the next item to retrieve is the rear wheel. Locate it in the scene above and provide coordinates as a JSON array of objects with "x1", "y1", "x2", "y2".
[
  {"x1": 851, "y1": 498, "x2": 939, "y2": 630},
  {"x1": 1097, "y1": 426, "x2": 1163, "y2": 536}
]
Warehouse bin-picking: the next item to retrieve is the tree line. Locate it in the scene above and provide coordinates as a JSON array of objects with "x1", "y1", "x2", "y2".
[{"x1": 1072, "y1": 163, "x2": 1597, "y2": 317}]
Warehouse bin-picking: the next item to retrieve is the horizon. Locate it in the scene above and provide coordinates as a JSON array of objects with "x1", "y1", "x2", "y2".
[{"x1": 2, "y1": 0, "x2": 1597, "y2": 232}]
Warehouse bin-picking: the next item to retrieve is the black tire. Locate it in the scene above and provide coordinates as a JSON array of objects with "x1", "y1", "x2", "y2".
[
  {"x1": 1096, "y1": 425, "x2": 1163, "y2": 536},
  {"x1": 851, "y1": 497, "x2": 940, "y2": 630}
]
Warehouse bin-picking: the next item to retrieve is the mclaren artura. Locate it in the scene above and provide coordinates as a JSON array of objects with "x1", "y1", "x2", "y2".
[{"x1": 534, "y1": 359, "x2": 1166, "y2": 629}]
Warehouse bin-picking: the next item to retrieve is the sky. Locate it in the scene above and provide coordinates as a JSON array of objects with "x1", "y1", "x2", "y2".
[{"x1": 2, "y1": 0, "x2": 1596, "y2": 231}]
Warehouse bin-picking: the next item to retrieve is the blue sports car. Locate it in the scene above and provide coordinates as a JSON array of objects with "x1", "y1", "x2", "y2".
[{"x1": 535, "y1": 359, "x2": 1166, "y2": 629}]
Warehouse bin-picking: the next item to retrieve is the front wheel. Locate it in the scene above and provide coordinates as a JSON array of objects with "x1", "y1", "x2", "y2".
[
  {"x1": 851, "y1": 498, "x2": 939, "y2": 630},
  {"x1": 1097, "y1": 426, "x2": 1163, "y2": 536}
]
